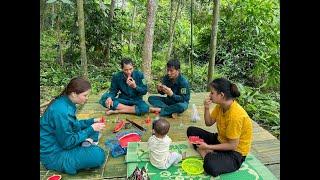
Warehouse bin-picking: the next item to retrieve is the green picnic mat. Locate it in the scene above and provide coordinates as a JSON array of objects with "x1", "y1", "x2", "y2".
[{"x1": 126, "y1": 141, "x2": 277, "y2": 180}]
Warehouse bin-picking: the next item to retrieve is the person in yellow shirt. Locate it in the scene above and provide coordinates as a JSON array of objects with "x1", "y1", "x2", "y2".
[{"x1": 186, "y1": 78, "x2": 253, "y2": 177}]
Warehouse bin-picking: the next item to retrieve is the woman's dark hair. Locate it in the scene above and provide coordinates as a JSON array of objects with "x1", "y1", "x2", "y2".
[
  {"x1": 210, "y1": 78, "x2": 240, "y2": 99},
  {"x1": 120, "y1": 58, "x2": 133, "y2": 69},
  {"x1": 167, "y1": 59, "x2": 180, "y2": 70},
  {"x1": 154, "y1": 118, "x2": 170, "y2": 136},
  {"x1": 45, "y1": 77, "x2": 91, "y2": 109}
]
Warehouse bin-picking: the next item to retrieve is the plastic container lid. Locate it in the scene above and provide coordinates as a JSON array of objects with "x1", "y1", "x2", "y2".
[{"x1": 181, "y1": 158, "x2": 204, "y2": 175}]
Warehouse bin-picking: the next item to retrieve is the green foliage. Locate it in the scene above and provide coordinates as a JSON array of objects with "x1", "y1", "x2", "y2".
[
  {"x1": 195, "y1": 0, "x2": 279, "y2": 90},
  {"x1": 41, "y1": 30, "x2": 59, "y2": 61},
  {"x1": 46, "y1": 0, "x2": 57, "y2": 3},
  {"x1": 237, "y1": 83, "x2": 280, "y2": 127},
  {"x1": 183, "y1": 63, "x2": 209, "y2": 92}
]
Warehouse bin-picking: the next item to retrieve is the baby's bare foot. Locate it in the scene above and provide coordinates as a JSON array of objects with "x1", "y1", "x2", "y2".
[{"x1": 182, "y1": 152, "x2": 187, "y2": 160}]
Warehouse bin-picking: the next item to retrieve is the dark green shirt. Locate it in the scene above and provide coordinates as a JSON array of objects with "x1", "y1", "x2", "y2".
[
  {"x1": 99, "y1": 70, "x2": 148, "y2": 106},
  {"x1": 160, "y1": 73, "x2": 190, "y2": 103}
]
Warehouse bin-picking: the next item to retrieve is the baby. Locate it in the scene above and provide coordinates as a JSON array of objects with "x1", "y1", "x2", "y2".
[{"x1": 148, "y1": 118, "x2": 182, "y2": 169}]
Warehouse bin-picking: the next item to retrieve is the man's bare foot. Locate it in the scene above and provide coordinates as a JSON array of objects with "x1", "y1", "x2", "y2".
[
  {"x1": 172, "y1": 113, "x2": 178, "y2": 119},
  {"x1": 149, "y1": 107, "x2": 161, "y2": 113},
  {"x1": 106, "y1": 110, "x2": 119, "y2": 115}
]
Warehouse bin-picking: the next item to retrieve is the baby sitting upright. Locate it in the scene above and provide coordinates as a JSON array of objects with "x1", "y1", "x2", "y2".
[{"x1": 148, "y1": 118, "x2": 182, "y2": 169}]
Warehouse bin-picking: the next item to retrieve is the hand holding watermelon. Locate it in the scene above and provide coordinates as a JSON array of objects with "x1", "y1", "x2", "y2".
[{"x1": 188, "y1": 136, "x2": 204, "y2": 144}]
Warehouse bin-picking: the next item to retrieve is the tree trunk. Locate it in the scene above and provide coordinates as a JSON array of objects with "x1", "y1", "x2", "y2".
[
  {"x1": 190, "y1": 0, "x2": 194, "y2": 78},
  {"x1": 40, "y1": 0, "x2": 47, "y2": 31},
  {"x1": 77, "y1": 0, "x2": 88, "y2": 78},
  {"x1": 105, "y1": 0, "x2": 116, "y2": 64},
  {"x1": 57, "y1": 4, "x2": 64, "y2": 66},
  {"x1": 142, "y1": 0, "x2": 157, "y2": 85},
  {"x1": 207, "y1": 0, "x2": 221, "y2": 91},
  {"x1": 129, "y1": 4, "x2": 136, "y2": 51},
  {"x1": 122, "y1": 0, "x2": 126, "y2": 9},
  {"x1": 121, "y1": 0, "x2": 125, "y2": 45},
  {"x1": 57, "y1": 15, "x2": 64, "y2": 66},
  {"x1": 168, "y1": 0, "x2": 173, "y2": 40},
  {"x1": 166, "y1": 0, "x2": 182, "y2": 61},
  {"x1": 51, "y1": 4, "x2": 55, "y2": 29}
]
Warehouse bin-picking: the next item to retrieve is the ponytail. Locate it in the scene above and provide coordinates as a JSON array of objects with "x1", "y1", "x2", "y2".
[
  {"x1": 230, "y1": 83, "x2": 240, "y2": 98},
  {"x1": 210, "y1": 78, "x2": 241, "y2": 100}
]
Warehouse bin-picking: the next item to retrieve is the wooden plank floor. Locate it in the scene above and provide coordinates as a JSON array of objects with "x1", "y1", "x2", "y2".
[{"x1": 40, "y1": 92, "x2": 280, "y2": 179}]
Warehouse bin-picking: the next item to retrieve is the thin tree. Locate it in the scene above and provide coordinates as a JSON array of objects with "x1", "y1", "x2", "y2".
[
  {"x1": 207, "y1": 0, "x2": 220, "y2": 91},
  {"x1": 142, "y1": 0, "x2": 157, "y2": 85},
  {"x1": 166, "y1": 0, "x2": 183, "y2": 61},
  {"x1": 76, "y1": 0, "x2": 88, "y2": 78},
  {"x1": 56, "y1": 3, "x2": 64, "y2": 66},
  {"x1": 40, "y1": 0, "x2": 48, "y2": 31},
  {"x1": 122, "y1": 0, "x2": 126, "y2": 8},
  {"x1": 121, "y1": 0, "x2": 126, "y2": 45},
  {"x1": 189, "y1": 0, "x2": 194, "y2": 78},
  {"x1": 129, "y1": 3, "x2": 136, "y2": 51},
  {"x1": 51, "y1": 4, "x2": 55, "y2": 28},
  {"x1": 105, "y1": 0, "x2": 116, "y2": 64}
]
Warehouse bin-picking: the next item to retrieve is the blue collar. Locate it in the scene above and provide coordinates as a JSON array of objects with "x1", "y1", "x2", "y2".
[{"x1": 61, "y1": 95, "x2": 76, "y2": 109}]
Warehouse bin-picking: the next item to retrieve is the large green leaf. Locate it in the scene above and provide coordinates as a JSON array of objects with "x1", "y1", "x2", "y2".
[
  {"x1": 61, "y1": 0, "x2": 73, "y2": 5},
  {"x1": 46, "y1": 0, "x2": 57, "y2": 3}
]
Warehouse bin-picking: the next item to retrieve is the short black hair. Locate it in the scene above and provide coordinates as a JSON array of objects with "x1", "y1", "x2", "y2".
[
  {"x1": 120, "y1": 58, "x2": 133, "y2": 69},
  {"x1": 167, "y1": 59, "x2": 180, "y2": 70},
  {"x1": 154, "y1": 118, "x2": 170, "y2": 136}
]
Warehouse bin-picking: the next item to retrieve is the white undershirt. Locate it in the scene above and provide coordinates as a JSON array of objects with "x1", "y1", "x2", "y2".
[{"x1": 148, "y1": 135, "x2": 172, "y2": 168}]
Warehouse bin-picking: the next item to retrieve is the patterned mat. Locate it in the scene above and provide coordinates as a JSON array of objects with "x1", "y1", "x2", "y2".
[{"x1": 126, "y1": 141, "x2": 277, "y2": 180}]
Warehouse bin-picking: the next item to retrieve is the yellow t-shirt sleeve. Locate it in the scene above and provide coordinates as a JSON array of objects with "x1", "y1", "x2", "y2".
[
  {"x1": 226, "y1": 117, "x2": 243, "y2": 140},
  {"x1": 210, "y1": 105, "x2": 219, "y2": 120}
]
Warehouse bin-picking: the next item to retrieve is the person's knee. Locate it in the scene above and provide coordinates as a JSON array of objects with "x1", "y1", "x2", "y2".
[
  {"x1": 136, "y1": 103, "x2": 149, "y2": 116},
  {"x1": 64, "y1": 168, "x2": 77, "y2": 175},
  {"x1": 110, "y1": 100, "x2": 119, "y2": 110},
  {"x1": 89, "y1": 146, "x2": 106, "y2": 166},
  {"x1": 96, "y1": 147, "x2": 106, "y2": 166},
  {"x1": 176, "y1": 103, "x2": 188, "y2": 113},
  {"x1": 148, "y1": 96, "x2": 157, "y2": 103},
  {"x1": 203, "y1": 154, "x2": 220, "y2": 177},
  {"x1": 186, "y1": 126, "x2": 197, "y2": 136}
]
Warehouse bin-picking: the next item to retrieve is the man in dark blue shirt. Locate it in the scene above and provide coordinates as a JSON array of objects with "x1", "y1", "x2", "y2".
[
  {"x1": 99, "y1": 58, "x2": 149, "y2": 116},
  {"x1": 148, "y1": 59, "x2": 190, "y2": 117}
]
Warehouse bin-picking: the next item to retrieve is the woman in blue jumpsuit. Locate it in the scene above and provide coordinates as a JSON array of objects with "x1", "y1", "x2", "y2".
[{"x1": 40, "y1": 77, "x2": 106, "y2": 175}]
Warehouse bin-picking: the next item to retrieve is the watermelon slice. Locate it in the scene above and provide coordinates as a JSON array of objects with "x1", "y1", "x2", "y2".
[
  {"x1": 113, "y1": 120, "x2": 125, "y2": 133},
  {"x1": 188, "y1": 136, "x2": 204, "y2": 144},
  {"x1": 47, "y1": 174, "x2": 61, "y2": 180},
  {"x1": 100, "y1": 116, "x2": 106, "y2": 123},
  {"x1": 118, "y1": 133, "x2": 141, "y2": 148}
]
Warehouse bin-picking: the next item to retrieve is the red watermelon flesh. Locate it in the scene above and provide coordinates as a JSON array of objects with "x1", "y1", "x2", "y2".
[
  {"x1": 188, "y1": 136, "x2": 204, "y2": 144},
  {"x1": 118, "y1": 133, "x2": 141, "y2": 148},
  {"x1": 113, "y1": 120, "x2": 125, "y2": 132},
  {"x1": 47, "y1": 174, "x2": 61, "y2": 180}
]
